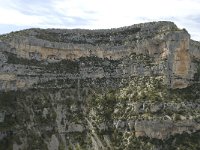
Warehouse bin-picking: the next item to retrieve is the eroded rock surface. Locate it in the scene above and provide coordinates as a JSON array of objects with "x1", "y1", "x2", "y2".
[{"x1": 0, "y1": 21, "x2": 200, "y2": 150}]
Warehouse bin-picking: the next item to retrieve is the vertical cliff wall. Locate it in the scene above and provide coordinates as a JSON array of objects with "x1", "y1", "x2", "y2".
[{"x1": 0, "y1": 21, "x2": 200, "y2": 150}]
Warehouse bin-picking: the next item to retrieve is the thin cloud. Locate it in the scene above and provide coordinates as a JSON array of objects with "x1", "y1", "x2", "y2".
[{"x1": 0, "y1": 0, "x2": 199, "y2": 40}]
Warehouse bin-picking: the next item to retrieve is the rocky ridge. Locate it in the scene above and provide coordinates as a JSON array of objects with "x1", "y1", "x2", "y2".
[{"x1": 0, "y1": 21, "x2": 200, "y2": 150}]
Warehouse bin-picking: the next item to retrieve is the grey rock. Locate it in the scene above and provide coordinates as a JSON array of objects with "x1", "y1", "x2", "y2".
[
  {"x1": 0, "y1": 111, "x2": 5, "y2": 122},
  {"x1": 150, "y1": 103, "x2": 163, "y2": 113},
  {"x1": 135, "y1": 120, "x2": 200, "y2": 139},
  {"x1": 0, "y1": 21, "x2": 199, "y2": 149}
]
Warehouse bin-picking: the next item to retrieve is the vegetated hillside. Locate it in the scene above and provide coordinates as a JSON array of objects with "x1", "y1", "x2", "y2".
[{"x1": 0, "y1": 21, "x2": 200, "y2": 150}]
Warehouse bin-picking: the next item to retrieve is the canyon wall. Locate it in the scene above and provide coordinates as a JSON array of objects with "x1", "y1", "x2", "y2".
[{"x1": 0, "y1": 21, "x2": 200, "y2": 150}]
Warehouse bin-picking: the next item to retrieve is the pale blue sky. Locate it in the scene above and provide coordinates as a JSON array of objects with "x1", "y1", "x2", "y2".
[{"x1": 0, "y1": 0, "x2": 200, "y2": 41}]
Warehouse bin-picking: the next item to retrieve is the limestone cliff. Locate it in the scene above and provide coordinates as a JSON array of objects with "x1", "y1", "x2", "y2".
[{"x1": 0, "y1": 21, "x2": 200, "y2": 150}]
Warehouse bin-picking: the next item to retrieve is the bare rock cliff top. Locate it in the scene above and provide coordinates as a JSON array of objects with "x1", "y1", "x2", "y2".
[{"x1": 0, "y1": 21, "x2": 200, "y2": 89}]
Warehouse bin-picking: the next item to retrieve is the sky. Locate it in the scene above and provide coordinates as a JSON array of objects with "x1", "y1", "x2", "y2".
[{"x1": 0, "y1": 0, "x2": 199, "y2": 41}]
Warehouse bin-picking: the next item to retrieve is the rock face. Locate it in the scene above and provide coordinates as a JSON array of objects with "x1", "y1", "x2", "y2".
[
  {"x1": 166, "y1": 31, "x2": 192, "y2": 88},
  {"x1": 135, "y1": 120, "x2": 200, "y2": 139},
  {"x1": 0, "y1": 21, "x2": 200, "y2": 150}
]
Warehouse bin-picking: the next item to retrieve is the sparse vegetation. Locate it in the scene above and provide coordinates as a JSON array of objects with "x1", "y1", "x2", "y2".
[{"x1": 0, "y1": 21, "x2": 200, "y2": 149}]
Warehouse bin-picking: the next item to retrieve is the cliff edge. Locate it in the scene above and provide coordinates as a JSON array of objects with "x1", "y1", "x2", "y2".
[{"x1": 0, "y1": 21, "x2": 200, "y2": 150}]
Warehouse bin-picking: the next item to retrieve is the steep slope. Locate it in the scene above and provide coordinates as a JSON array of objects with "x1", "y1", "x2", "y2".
[{"x1": 0, "y1": 21, "x2": 200, "y2": 150}]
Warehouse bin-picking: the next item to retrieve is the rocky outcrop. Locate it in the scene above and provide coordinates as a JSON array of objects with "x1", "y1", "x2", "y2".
[
  {"x1": 135, "y1": 120, "x2": 200, "y2": 139},
  {"x1": 0, "y1": 21, "x2": 198, "y2": 89},
  {"x1": 190, "y1": 40, "x2": 200, "y2": 60},
  {"x1": 0, "y1": 21, "x2": 200, "y2": 150}
]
